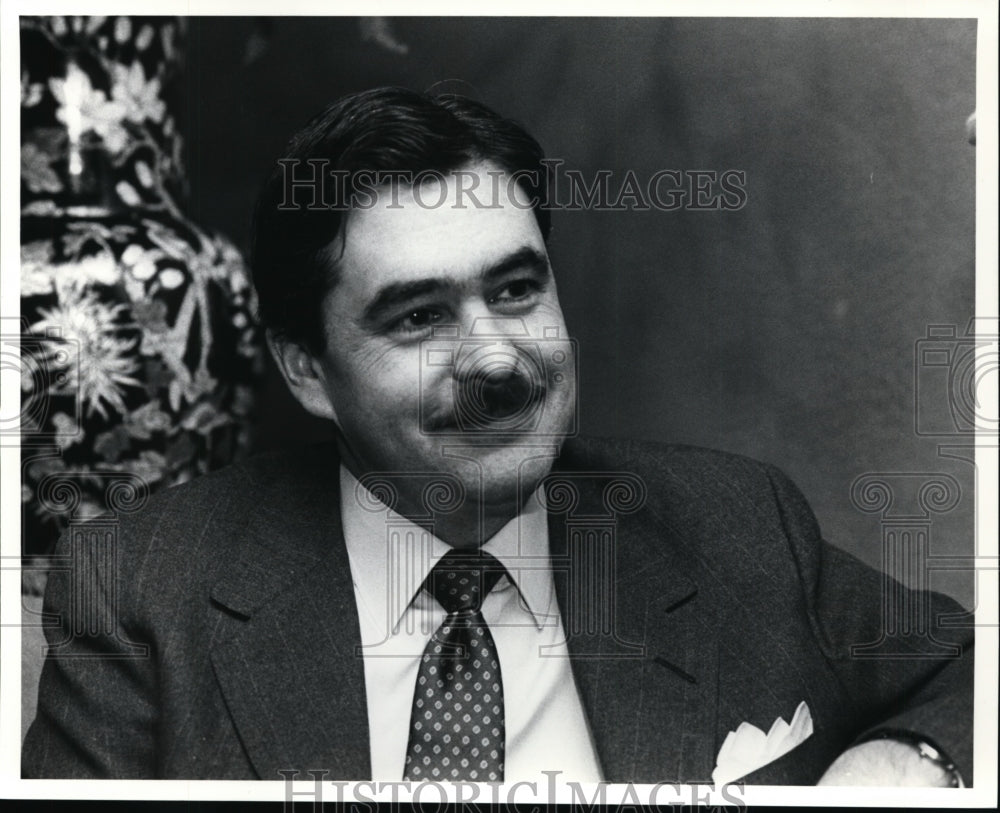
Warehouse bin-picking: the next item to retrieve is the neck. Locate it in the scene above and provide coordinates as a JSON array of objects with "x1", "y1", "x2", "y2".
[
  {"x1": 376, "y1": 480, "x2": 528, "y2": 549},
  {"x1": 421, "y1": 500, "x2": 524, "y2": 549}
]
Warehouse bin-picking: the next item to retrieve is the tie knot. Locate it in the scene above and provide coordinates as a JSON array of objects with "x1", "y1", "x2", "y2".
[{"x1": 426, "y1": 549, "x2": 506, "y2": 614}]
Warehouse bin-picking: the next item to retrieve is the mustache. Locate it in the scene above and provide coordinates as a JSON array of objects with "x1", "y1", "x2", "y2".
[{"x1": 423, "y1": 366, "x2": 546, "y2": 432}]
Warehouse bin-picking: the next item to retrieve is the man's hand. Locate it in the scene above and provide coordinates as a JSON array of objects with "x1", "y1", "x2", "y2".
[{"x1": 817, "y1": 739, "x2": 953, "y2": 786}]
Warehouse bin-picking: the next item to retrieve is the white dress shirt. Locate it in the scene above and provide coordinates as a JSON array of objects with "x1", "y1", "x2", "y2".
[{"x1": 339, "y1": 466, "x2": 604, "y2": 782}]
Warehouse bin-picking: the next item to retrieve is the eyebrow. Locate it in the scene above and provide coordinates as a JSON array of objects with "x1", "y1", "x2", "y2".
[{"x1": 361, "y1": 246, "x2": 550, "y2": 326}]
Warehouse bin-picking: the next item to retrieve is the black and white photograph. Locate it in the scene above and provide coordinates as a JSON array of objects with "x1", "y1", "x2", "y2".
[{"x1": 1, "y1": 3, "x2": 996, "y2": 809}]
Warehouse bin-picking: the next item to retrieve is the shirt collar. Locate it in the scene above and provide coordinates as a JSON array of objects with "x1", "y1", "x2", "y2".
[{"x1": 339, "y1": 466, "x2": 552, "y2": 632}]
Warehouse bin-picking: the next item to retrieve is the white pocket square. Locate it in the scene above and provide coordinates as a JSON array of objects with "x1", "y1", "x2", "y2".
[{"x1": 711, "y1": 700, "x2": 814, "y2": 785}]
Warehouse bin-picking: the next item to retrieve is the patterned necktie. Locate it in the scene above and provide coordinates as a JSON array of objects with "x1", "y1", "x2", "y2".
[{"x1": 403, "y1": 548, "x2": 506, "y2": 782}]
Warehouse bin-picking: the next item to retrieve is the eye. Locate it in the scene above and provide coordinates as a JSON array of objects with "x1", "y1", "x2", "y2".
[
  {"x1": 390, "y1": 307, "x2": 446, "y2": 334},
  {"x1": 490, "y1": 278, "x2": 541, "y2": 305}
]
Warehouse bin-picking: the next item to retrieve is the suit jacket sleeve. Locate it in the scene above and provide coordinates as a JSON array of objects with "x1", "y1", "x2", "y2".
[
  {"x1": 765, "y1": 464, "x2": 975, "y2": 782},
  {"x1": 21, "y1": 524, "x2": 159, "y2": 778}
]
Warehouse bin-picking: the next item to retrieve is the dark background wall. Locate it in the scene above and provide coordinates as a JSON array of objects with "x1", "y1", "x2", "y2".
[{"x1": 181, "y1": 17, "x2": 977, "y2": 606}]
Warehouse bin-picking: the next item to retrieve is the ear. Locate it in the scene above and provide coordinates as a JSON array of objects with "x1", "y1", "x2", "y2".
[{"x1": 267, "y1": 330, "x2": 339, "y2": 423}]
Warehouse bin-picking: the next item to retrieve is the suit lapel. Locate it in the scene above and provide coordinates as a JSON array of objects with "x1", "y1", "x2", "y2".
[
  {"x1": 208, "y1": 449, "x2": 371, "y2": 780},
  {"x1": 546, "y1": 468, "x2": 721, "y2": 783}
]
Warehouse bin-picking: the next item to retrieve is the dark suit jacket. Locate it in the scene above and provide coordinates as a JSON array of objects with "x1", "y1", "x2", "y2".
[{"x1": 22, "y1": 438, "x2": 973, "y2": 783}]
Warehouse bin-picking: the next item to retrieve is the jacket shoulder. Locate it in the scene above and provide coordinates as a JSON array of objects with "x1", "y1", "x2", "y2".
[
  {"x1": 113, "y1": 443, "x2": 336, "y2": 541},
  {"x1": 557, "y1": 436, "x2": 823, "y2": 557},
  {"x1": 559, "y1": 435, "x2": 794, "y2": 492},
  {"x1": 48, "y1": 444, "x2": 339, "y2": 605}
]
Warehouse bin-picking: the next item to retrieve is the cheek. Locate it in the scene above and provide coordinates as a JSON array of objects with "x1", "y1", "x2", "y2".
[
  {"x1": 327, "y1": 350, "x2": 424, "y2": 410},
  {"x1": 529, "y1": 297, "x2": 569, "y2": 332}
]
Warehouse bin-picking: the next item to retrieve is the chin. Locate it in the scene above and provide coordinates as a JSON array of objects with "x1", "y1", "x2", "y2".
[{"x1": 459, "y1": 444, "x2": 559, "y2": 504}]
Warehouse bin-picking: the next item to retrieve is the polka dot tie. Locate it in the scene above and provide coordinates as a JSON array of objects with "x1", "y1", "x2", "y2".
[{"x1": 403, "y1": 549, "x2": 506, "y2": 782}]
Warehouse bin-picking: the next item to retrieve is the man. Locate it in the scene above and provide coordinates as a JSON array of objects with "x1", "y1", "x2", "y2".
[{"x1": 23, "y1": 87, "x2": 972, "y2": 786}]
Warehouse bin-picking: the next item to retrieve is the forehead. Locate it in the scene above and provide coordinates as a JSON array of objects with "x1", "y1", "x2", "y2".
[{"x1": 335, "y1": 162, "x2": 545, "y2": 293}]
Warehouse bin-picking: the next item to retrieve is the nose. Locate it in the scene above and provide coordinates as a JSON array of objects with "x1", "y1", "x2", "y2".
[
  {"x1": 448, "y1": 309, "x2": 543, "y2": 428},
  {"x1": 468, "y1": 363, "x2": 535, "y2": 422},
  {"x1": 452, "y1": 337, "x2": 544, "y2": 429}
]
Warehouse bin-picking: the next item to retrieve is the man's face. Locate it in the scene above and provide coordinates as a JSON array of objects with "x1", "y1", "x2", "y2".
[{"x1": 302, "y1": 161, "x2": 576, "y2": 516}]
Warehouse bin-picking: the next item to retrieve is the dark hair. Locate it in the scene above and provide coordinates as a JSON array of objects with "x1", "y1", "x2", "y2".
[{"x1": 251, "y1": 86, "x2": 552, "y2": 353}]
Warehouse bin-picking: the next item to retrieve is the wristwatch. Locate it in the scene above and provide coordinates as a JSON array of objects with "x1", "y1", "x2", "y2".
[{"x1": 859, "y1": 730, "x2": 965, "y2": 788}]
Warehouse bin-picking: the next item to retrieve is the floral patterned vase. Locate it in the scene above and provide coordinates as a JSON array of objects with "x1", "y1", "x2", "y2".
[{"x1": 19, "y1": 16, "x2": 262, "y2": 562}]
